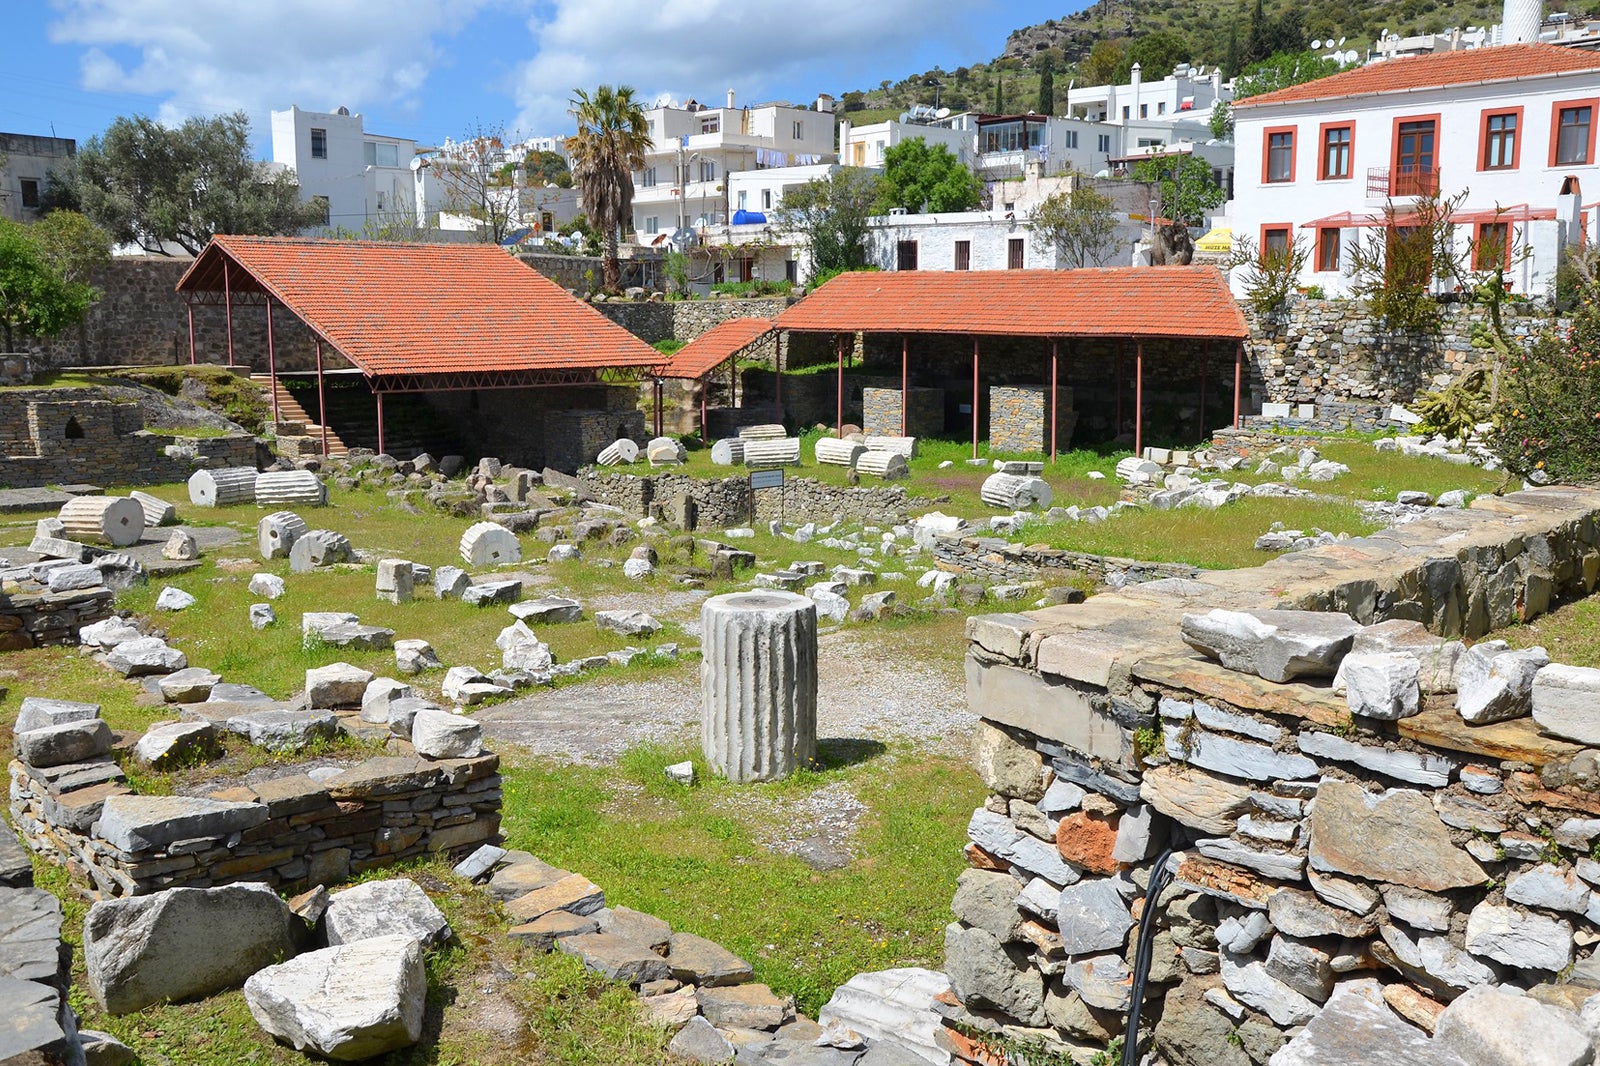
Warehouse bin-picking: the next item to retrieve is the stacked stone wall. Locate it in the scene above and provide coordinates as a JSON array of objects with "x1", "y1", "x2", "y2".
[
  {"x1": 9, "y1": 753, "x2": 502, "y2": 900},
  {"x1": 989, "y1": 385, "x2": 1076, "y2": 454},
  {"x1": 862, "y1": 387, "x2": 946, "y2": 439},
  {"x1": 933, "y1": 536, "x2": 1199, "y2": 588},
  {"x1": 579, "y1": 470, "x2": 915, "y2": 527},
  {"x1": 946, "y1": 485, "x2": 1600, "y2": 1064}
]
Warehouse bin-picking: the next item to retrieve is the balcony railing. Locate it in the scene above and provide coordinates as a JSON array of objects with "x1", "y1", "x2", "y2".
[{"x1": 1368, "y1": 165, "x2": 1440, "y2": 198}]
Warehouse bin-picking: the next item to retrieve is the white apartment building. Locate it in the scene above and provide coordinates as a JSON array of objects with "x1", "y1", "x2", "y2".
[
  {"x1": 0, "y1": 133, "x2": 74, "y2": 223},
  {"x1": 630, "y1": 91, "x2": 836, "y2": 241},
  {"x1": 840, "y1": 115, "x2": 973, "y2": 168},
  {"x1": 1067, "y1": 63, "x2": 1231, "y2": 126},
  {"x1": 1230, "y1": 40, "x2": 1600, "y2": 298},
  {"x1": 270, "y1": 105, "x2": 438, "y2": 232}
]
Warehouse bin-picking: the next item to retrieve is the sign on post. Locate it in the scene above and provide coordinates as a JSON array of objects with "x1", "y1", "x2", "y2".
[{"x1": 749, "y1": 468, "x2": 785, "y2": 526}]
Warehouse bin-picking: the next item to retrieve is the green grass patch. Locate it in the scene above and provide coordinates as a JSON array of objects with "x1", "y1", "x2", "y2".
[
  {"x1": 500, "y1": 740, "x2": 982, "y2": 1017},
  {"x1": 1504, "y1": 595, "x2": 1600, "y2": 668},
  {"x1": 1225, "y1": 440, "x2": 1509, "y2": 504}
]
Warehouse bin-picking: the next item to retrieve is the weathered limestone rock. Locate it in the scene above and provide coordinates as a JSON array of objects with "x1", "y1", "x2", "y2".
[
  {"x1": 1269, "y1": 981, "x2": 1467, "y2": 1066},
  {"x1": 1505, "y1": 864, "x2": 1590, "y2": 914},
  {"x1": 817, "y1": 968, "x2": 950, "y2": 1066},
  {"x1": 459, "y1": 521, "x2": 521, "y2": 567},
  {"x1": 410, "y1": 708, "x2": 484, "y2": 759},
  {"x1": 188, "y1": 467, "x2": 257, "y2": 507},
  {"x1": 1055, "y1": 880, "x2": 1133, "y2": 955},
  {"x1": 375, "y1": 559, "x2": 414, "y2": 604},
  {"x1": 133, "y1": 720, "x2": 219, "y2": 768},
  {"x1": 1435, "y1": 985, "x2": 1592, "y2": 1066},
  {"x1": 972, "y1": 721, "x2": 1047, "y2": 803},
  {"x1": 288, "y1": 529, "x2": 352, "y2": 572},
  {"x1": 79, "y1": 619, "x2": 142, "y2": 649},
  {"x1": 1152, "y1": 977, "x2": 1253, "y2": 1066},
  {"x1": 951, "y1": 869, "x2": 1026, "y2": 941},
  {"x1": 1458, "y1": 643, "x2": 1549, "y2": 723},
  {"x1": 943, "y1": 922, "x2": 1045, "y2": 1026},
  {"x1": 558, "y1": 932, "x2": 673, "y2": 985},
  {"x1": 306, "y1": 662, "x2": 374, "y2": 708},
  {"x1": 1342, "y1": 652, "x2": 1422, "y2": 720},
  {"x1": 667, "y1": 932, "x2": 754, "y2": 987},
  {"x1": 1163, "y1": 729, "x2": 1317, "y2": 782},
  {"x1": 360, "y1": 678, "x2": 413, "y2": 723},
  {"x1": 1532, "y1": 663, "x2": 1600, "y2": 744},
  {"x1": 1265, "y1": 935, "x2": 1334, "y2": 1002},
  {"x1": 105, "y1": 637, "x2": 186, "y2": 677},
  {"x1": 157, "y1": 666, "x2": 221, "y2": 703},
  {"x1": 597, "y1": 906, "x2": 672, "y2": 952},
  {"x1": 226, "y1": 709, "x2": 339, "y2": 753},
  {"x1": 432, "y1": 565, "x2": 471, "y2": 599},
  {"x1": 249, "y1": 603, "x2": 277, "y2": 629},
  {"x1": 1139, "y1": 764, "x2": 1252, "y2": 836},
  {"x1": 15, "y1": 696, "x2": 99, "y2": 733},
  {"x1": 245, "y1": 936, "x2": 425, "y2": 1061},
  {"x1": 161, "y1": 529, "x2": 200, "y2": 561},
  {"x1": 1464, "y1": 901, "x2": 1572, "y2": 972},
  {"x1": 248, "y1": 572, "x2": 286, "y2": 599},
  {"x1": 254, "y1": 469, "x2": 326, "y2": 508},
  {"x1": 697, "y1": 983, "x2": 796, "y2": 1030},
  {"x1": 394, "y1": 639, "x2": 441, "y2": 675},
  {"x1": 1219, "y1": 949, "x2": 1318, "y2": 1026},
  {"x1": 84, "y1": 882, "x2": 293, "y2": 1014},
  {"x1": 700, "y1": 591, "x2": 817, "y2": 783},
  {"x1": 324, "y1": 879, "x2": 451, "y2": 948},
  {"x1": 131, "y1": 489, "x2": 177, "y2": 528},
  {"x1": 669, "y1": 1016, "x2": 736, "y2": 1063},
  {"x1": 96, "y1": 794, "x2": 267, "y2": 852},
  {"x1": 1307, "y1": 779, "x2": 1486, "y2": 891},
  {"x1": 60, "y1": 495, "x2": 145, "y2": 547},
  {"x1": 15, "y1": 717, "x2": 112, "y2": 768},
  {"x1": 257, "y1": 510, "x2": 308, "y2": 559},
  {"x1": 1378, "y1": 922, "x2": 1498, "y2": 994},
  {"x1": 1179, "y1": 609, "x2": 1362, "y2": 682},
  {"x1": 510, "y1": 596, "x2": 583, "y2": 624},
  {"x1": 155, "y1": 586, "x2": 196, "y2": 611}
]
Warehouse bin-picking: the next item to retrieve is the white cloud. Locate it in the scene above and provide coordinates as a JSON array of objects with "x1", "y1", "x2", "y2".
[
  {"x1": 509, "y1": 0, "x2": 984, "y2": 134},
  {"x1": 47, "y1": 0, "x2": 489, "y2": 128}
]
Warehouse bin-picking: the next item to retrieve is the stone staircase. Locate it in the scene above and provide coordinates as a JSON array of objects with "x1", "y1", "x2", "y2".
[{"x1": 250, "y1": 375, "x2": 349, "y2": 458}]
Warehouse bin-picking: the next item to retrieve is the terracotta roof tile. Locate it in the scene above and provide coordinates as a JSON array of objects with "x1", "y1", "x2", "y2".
[
  {"x1": 175, "y1": 237, "x2": 660, "y2": 378},
  {"x1": 1235, "y1": 44, "x2": 1600, "y2": 109},
  {"x1": 661, "y1": 318, "x2": 776, "y2": 379},
  {"x1": 773, "y1": 267, "x2": 1246, "y2": 340}
]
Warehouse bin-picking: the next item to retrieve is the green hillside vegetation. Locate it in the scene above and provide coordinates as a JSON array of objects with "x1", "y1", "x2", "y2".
[{"x1": 833, "y1": 0, "x2": 1587, "y2": 125}]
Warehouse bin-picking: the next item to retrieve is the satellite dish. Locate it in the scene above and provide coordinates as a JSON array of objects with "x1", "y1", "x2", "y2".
[
  {"x1": 1312, "y1": 39, "x2": 1323, "y2": 48},
  {"x1": 1339, "y1": 36, "x2": 1347, "y2": 44},
  {"x1": 409, "y1": 156, "x2": 426, "y2": 171},
  {"x1": 935, "y1": 107, "x2": 951, "y2": 118}
]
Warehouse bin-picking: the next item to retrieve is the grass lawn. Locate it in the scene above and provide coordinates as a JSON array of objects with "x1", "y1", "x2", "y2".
[
  {"x1": 1504, "y1": 594, "x2": 1600, "y2": 667},
  {"x1": 1226, "y1": 440, "x2": 1510, "y2": 503}
]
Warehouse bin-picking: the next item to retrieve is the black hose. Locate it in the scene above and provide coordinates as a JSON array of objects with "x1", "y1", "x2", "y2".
[{"x1": 1120, "y1": 845, "x2": 1177, "y2": 1066}]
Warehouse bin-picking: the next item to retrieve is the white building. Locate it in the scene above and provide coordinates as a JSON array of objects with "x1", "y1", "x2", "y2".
[
  {"x1": 840, "y1": 114, "x2": 974, "y2": 168},
  {"x1": 0, "y1": 133, "x2": 74, "y2": 223},
  {"x1": 270, "y1": 105, "x2": 438, "y2": 232},
  {"x1": 630, "y1": 91, "x2": 836, "y2": 241},
  {"x1": 1230, "y1": 39, "x2": 1600, "y2": 298},
  {"x1": 1067, "y1": 62, "x2": 1231, "y2": 126}
]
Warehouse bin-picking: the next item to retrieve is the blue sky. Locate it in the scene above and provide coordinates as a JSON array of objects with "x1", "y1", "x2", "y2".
[{"x1": 3, "y1": 1, "x2": 1075, "y2": 153}]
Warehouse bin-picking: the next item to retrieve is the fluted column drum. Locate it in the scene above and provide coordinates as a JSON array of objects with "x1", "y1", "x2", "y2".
[{"x1": 700, "y1": 591, "x2": 818, "y2": 783}]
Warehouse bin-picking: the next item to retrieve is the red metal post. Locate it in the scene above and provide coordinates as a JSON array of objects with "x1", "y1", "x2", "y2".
[
  {"x1": 186, "y1": 301, "x2": 196, "y2": 366},
  {"x1": 224, "y1": 260, "x2": 235, "y2": 368},
  {"x1": 1050, "y1": 339, "x2": 1059, "y2": 464},
  {"x1": 1135, "y1": 339, "x2": 1145, "y2": 458},
  {"x1": 1199, "y1": 341, "x2": 1209, "y2": 439},
  {"x1": 900, "y1": 334, "x2": 909, "y2": 437},
  {"x1": 375, "y1": 390, "x2": 386, "y2": 457},
  {"x1": 836, "y1": 335, "x2": 844, "y2": 437},
  {"x1": 971, "y1": 338, "x2": 980, "y2": 459},
  {"x1": 1234, "y1": 341, "x2": 1244, "y2": 429},
  {"x1": 265, "y1": 296, "x2": 279, "y2": 425},
  {"x1": 315, "y1": 339, "x2": 328, "y2": 458}
]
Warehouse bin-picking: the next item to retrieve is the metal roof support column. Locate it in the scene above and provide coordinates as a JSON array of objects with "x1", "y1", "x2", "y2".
[
  {"x1": 901, "y1": 334, "x2": 908, "y2": 437},
  {"x1": 315, "y1": 339, "x2": 328, "y2": 459},
  {"x1": 836, "y1": 335, "x2": 844, "y2": 437},
  {"x1": 265, "y1": 296, "x2": 279, "y2": 427},
  {"x1": 1050, "y1": 339, "x2": 1059, "y2": 465},
  {"x1": 186, "y1": 301, "x2": 196, "y2": 366},
  {"x1": 1234, "y1": 341, "x2": 1244, "y2": 429},
  {"x1": 376, "y1": 390, "x2": 386, "y2": 458},
  {"x1": 1135, "y1": 338, "x2": 1145, "y2": 459},
  {"x1": 972, "y1": 337, "x2": 980, "y2": 460},
  {"x1": 1199, "y1": 341, "x2": 1209, "y2": 440},
  {"x1": 223, "y1": 259, "x2": 235, "y2": 368}
]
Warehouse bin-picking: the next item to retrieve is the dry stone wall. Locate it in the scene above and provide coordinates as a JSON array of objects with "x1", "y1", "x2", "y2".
[
  {"x1": 578, "y1": 470, "x2": 914, "y2": 527},
  {"x1": 933, "y1": 536, "x2": 1199, "y2": 588},
  {"x1": 946, "y1": 485, "x2": 1600, "y2": 1065},
  {"x1": 10, "y1": 753, "x2": 502, "y2": 900}
]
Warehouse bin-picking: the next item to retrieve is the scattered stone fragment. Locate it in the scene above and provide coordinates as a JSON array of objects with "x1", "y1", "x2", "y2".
[
  {"x1": 324, "y1": 879, "x2": 451, "y2": 948},
  {"x1": 306, "y1": 662, "x2": 374, "y2": 708},
  {"x1": 394, "y1": 638, "x2": 442, "y2": 675},
  {"x1": 157, "y1": 666, "x2": 221, "y2": 703},
  {"x1": 105, "y1": 636, "x2": 187, "y2": 677},
  {"x1": 248, "y1": 572, "x2": 286, "y2": 599},
  {"x1": 249, "y1": 603, "x2": 276, "y2": 629},
  {"x1": 225, "y1": 709, "x2": 338, "y2": 753},
  {"x1": 244, "y1": 934, "x2": 426, "y2": 1061},
  {"x1": 1179, "y1": 609, "x2": 1362, "y2": 682},
  {"x1": 410, "y1": 708, "x2": 484, "y2": 759},
  {"x1": 595, "y1": 609, "x2": 661, "y2": 636},
  {"x1": 1342, "y1": 652, "x2": 1421, "y2": 720},
  {"x1": 161, "y1": 530, "x2": 200, "y2": 561},
  {"x1": 432, "y1": 565, "x2": 471, "y2": 599},
  {"x1": 665, "y1": 760, "x2": 695, "y2": 785},
  {"x1": 133, "y1": 720, "x2": 218, "y2": 769},
  {"x1": 1457, "y1": 642, "x2": 1549, "y2": 723},
  {"x1": 668, "y1": 932, "x2": 754, "y2": 987},
  {"x1": 375, "y1": 559, "x2": 414, "y2": 604}
]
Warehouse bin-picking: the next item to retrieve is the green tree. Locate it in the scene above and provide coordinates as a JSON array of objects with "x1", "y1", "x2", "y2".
[
  {"x1": 1081, "y1": 39, "x2": 1125, "y2": 85},
  {"x1": 27, "y1": 210, "x2": 111, "y2": 286},
  {"x1": 776, "y1": 168, "x2": 881, "y2": 281},
  {"x1": 524, "y1": 149, "x2": 573, "y2": 188},
  {"x1": 566, "y1": 85, "x2": 652, "y2": 292},
  {"x1": 876, "y1": 138, "x2": 982, "y2": 214},
  {"x1": 994, "y1": 77, "x2": 1005, "y2": 114},
  {"x1": 1116, "y1": 31, "x2": 1191, "y2": 82},
  {"x1": 1132, "y1": 154, "x2": 1225, "y2": 226},
  {"x1": 1037, "y1": 65, "x2": 1056, "y2": 115},
  {"x1": 1235, "y1": 51, "x2": 1343, "y2": 98},
  {"x1": 0, "y1": 217, "x2": 99, "y2": 349},
  {"x1": 1223, "y1": 22, "x2": 1242, "y2": 78},
  {"x1": 70, "y1": 111, "x2": 325, "y2": 256},
  {"x1": 1027, "y1": 186, "x2": 1121, "y2": 268}
]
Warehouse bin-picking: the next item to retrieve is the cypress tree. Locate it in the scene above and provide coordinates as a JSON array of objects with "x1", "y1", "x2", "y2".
[
  {"x1": 994, "y1": 77, "x2": 1005, "y2": 114},
  {"x1": 1037, "y1": 66, "x2": 1055, "y2": 114}
]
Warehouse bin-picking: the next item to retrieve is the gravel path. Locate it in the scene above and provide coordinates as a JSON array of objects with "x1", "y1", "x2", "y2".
[{"x1": 475, "y1": 624, "x2": 973, "y2": 765}]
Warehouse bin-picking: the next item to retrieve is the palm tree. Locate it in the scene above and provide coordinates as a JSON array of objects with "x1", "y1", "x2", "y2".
[{"x1": 567, "y1": 85, "x2": 651, "y2": 292}]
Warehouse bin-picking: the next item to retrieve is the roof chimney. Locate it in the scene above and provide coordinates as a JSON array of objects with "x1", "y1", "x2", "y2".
[
  {"x1": 1130, "y1": 63, "x2": 1142, "y2": 121},
  {"x1": 1502, "y1": 0, "x2": 1542, "y2": 42},
  {"x1": 727, "y1": 88, "x2": 736, "y2": 109}
]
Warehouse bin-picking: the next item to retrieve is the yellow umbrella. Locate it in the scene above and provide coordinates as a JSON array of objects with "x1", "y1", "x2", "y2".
[{"x1": 1194, "y1": 226, "x2": 1233, "y2": 253}]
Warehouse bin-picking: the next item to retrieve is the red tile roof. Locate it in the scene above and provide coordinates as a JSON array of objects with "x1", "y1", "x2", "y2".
[
  {"x1": 661, "y1": 318, "x2": 775, "y2": 379},
  {"x1": 774, "y1": 267, "x2": 1246, "y2": 340},
  {"x1": 176, "y1": 236, "x2": 660, "y2": 379},
  {"x1": 1235, "y1": 44, "x2": 1600, "y2": 109}
]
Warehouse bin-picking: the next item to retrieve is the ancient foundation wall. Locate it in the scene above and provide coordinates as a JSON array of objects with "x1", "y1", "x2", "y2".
[
  {"x1": 944, "y1": 485, "x2": 1600, "y2": 1064},
  {"x1": 579, "y1": 470, "x2": 915, "y2": 528}
]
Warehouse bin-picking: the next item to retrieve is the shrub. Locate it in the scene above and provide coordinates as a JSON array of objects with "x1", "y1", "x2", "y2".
[{"x1": 1487, "y1": 294, "x2": 1600, "y2": 481}]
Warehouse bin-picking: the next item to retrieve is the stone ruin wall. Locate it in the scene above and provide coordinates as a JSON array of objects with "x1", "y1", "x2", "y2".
[
  {"x1": 10, "y1": 753, "x2": 503, "y2": 900},
  {"x1": 579, "y1": 470, "x2": 915, "y2": 528},
  {"x1": 944, "y1": 485, "x2": 1600, "y2": 1064},
  {"x1": 933, "y1": 536, "x2": 1200, "y2": 588}
]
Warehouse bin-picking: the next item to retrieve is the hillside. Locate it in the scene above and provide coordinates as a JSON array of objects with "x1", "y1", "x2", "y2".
[{"x1": 834, "y1": 0, "x2": 1581, "y2": 124}]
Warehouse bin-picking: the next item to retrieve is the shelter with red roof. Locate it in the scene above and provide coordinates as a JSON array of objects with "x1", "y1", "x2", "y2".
[
  {"x1": 175, "y1": 237, "x2": 661, "y2": 466},
  {"x1": 1230, "y1": 43, "x2": 1600, "y2": 298}
]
